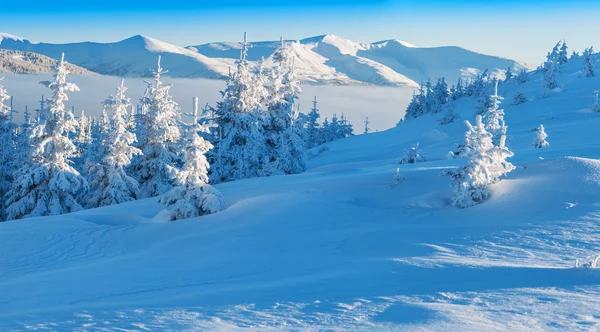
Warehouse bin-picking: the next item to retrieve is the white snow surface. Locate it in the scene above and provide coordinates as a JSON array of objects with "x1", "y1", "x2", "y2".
[
  {"x1": 0, "y1": 33, "x2": 531, "y2": 87},
  {"x1": 2, "y1": 56, "x2": 600, "y2": 330}
]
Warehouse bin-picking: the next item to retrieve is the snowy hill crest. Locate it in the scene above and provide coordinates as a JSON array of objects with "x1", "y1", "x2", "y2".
[{"x1": 0, "y1": 32, "x2": 531, "y2": 86}]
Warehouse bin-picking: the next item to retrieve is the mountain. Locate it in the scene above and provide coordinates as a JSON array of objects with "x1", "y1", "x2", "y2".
[
  {"x1": 0, "y1": 32, "x2": 532, "y2": 86},
  {"x1": 0, "y1": 49, "x2": 96, "y2": 75},
  {"x1": 0, "y1": 33, "x2": 232, "y2": 79}
]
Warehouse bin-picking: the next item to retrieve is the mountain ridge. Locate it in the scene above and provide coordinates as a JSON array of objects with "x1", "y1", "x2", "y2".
[{"x1": 0, "y1": 32, "x2": 532, "y2": 87}]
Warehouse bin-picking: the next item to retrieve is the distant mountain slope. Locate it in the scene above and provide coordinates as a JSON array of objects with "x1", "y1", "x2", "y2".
[
  {"x1": 0, "y1": 49, "x2": 96, "y2": 75},
  {"x1": 1, "y1": 32, "x2": 532, "y2": 86}
]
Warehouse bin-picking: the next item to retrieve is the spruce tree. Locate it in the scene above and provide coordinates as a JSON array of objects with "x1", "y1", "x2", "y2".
[
  {"x1": 159, "y1": 105, "x2": 225, "y2": 221},
  {"x1": 533, "y1": 124, "x2": 549, "y2": 148},
  {"x1": 483, "y1": 81, "x2": 506, "y2": 145},
  {"x1": 5, "y1": 54, "x2": 88, "y2": 220},
  {"x1": 210, "y1": 33, "x2": 266, "y2": 183},
  {"x1": 0, "y1": 78, "x2": 13, "y2": 220},
  {"x1": 305, "y1": 96, "x2": 321, "y2": 147},
  {"x1": 87, "y1": 79, "x2": 142, "y2": 207},
  {"x1": 132, "y1": 56, "x2": 183, "y2": 197},
  {"x1": 448, "y1": 115, "x2": 514, "y2": 208},
  {"x1": 582, "y1": 47, "x2": 595, "y2": 78}
]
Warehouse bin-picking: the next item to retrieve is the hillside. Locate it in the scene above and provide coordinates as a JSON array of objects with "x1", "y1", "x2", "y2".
[
  {"x1": 1, "y1": 54, "x2": 600, "y2": 329},
  {"x1": 0, "y1": 32, "x2": 531, "y2": 86},
  {"x1": 0, "y1": 49, "x2": 96, "y2": 75}
]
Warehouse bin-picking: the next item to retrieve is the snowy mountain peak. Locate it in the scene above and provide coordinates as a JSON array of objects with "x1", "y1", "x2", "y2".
[
  {"x1": 0, "y1": 32, "x2": 532, "y2": 86},
  {"x1": 0, "y1": 32, "x2": 30, "y2": 44}
]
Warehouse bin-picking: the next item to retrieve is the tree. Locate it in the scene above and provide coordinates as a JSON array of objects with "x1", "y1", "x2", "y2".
[
  {"x1": 131, "y1": 56, "x2": 183, "y2": 197},
  {"x1": 516, "y1": 69, "x2": 528, "y2": 84},
  {"x1": 210, "y1": 33, "x2": 266, "y2": 183},
  {"x1": 505, "y1": 66, "x2": 514, "y2": 81},
  {"x1": 439, "y1": 102, "x2": 460, "y2": 125},
  {"x1": 305, "y1": 96, "x2": 321, "y2": 147},
  {"x1": 5, "y1": 53, "x2": 88, "y2": 220},
  {"x1": 512, "y1": 90, "x2": 527, "y2": 105},
  {"x1": 533, "y1": 124, "x2": 549, "y2": 148},
  {"x1": 399, "y1": 142, "x2": 425, "y2": 164},
  {"x1": 87, "y1": 79, "x2": 142, "y2": 208},
  {"x1": 447, "y1": 115, "x2": 514, "y2": 208},
  {"x1": 558, "y1": 40, "x2": 569, "y2": 65},
  {"x1": 364, "y1": 117, "x2": 370, "y2": 134},
  {"x1": 542, "y1": 55, "x2": 559, "y2": 91},
  {"x1": 159, "y1": 105, "x2": 225, "y2": 221},
  {"x1": 0, "y1": 78, "x2": 13, "y2": 220},
  {"x1": 483, "y1": 80, "x2": 506, "y2": 145},
  {"x1": 582, "y1": 47, "x2": 595, "y2": 78},
  {"x1": 570, "y1": 50, "x2": 580, "y2": 61},
  {"x1": 264, "y1": 55, "x2": 306, "y2": 176}
]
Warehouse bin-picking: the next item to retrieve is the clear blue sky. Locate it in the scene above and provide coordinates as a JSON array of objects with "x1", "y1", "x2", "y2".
[{"x1": 2, "y1": 0, "x2": 600, "y2": 64}]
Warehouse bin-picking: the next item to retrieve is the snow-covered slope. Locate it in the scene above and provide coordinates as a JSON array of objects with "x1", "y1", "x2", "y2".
[
  {"x1": 0, "y1": 32, "x2": 531, "y2": 86},
  {"x1": 0, "y1": 34, "x2": 232, "y2": 79},
  {"x1": 1, "y1": 56, "x2": 600, "y2": 329},
  {"x1": 0, "y1": 49, "x2": 96, "y2": 75}
]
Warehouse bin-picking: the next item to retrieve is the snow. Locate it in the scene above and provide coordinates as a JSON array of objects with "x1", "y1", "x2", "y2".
[
  {"x1": 1, "y1": 32, "x2": 531, "y2": 87},
  {"x1": 2, "y1": 53, "x2": 600, "y2": 330}
]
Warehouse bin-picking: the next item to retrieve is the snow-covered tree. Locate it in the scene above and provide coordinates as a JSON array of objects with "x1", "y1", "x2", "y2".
[
  {"x1": 399, "y1": 142, "x2": 425, "y2": 164},
  {"x1": 5, "y1": 54, "x2": 88, "y2": 220},
  {"x1": 516, "y1": 69, "x2": 528, "y2": 84},
  {"x1": 131, "y1": 56, "x2": 182, "y2": 197},
  {"x1": 364, "y1": 117, "x2": 370, "y2": 134},
  {"x1": 87, "y1": 79, "x2": 142, "y2": 208},
  {"x1": 582, "y1": 47, "x2": 595, "y2": 78},
  {"x1": 447, "y1": 115, "x2": 514, "y2": 208},
  {"x1": 512, "y1": 89, "x2": 528, "y2": 105},
  {"x1": 439, "y1": 102, "x2": 460, "y2": 125},
  {"x1": 0, "y1": 78, "x2": 13, "y2": 219},
  {"x1": 542, "y1": 51, "x2": 559, "y2": 91},
  {"x1": 210, "y1": 33, "x2": 266, "y2": 183},
  {"x1": 483, "y1": 81, "x2": 506, "y2": 145},
  {"x1": 533, "y1": 124, "x2": 549, "y2": 148},
  {"x1": 159, "y1": 105, "x2": 225, "y2": 221},
  {"x1": 570, "y1": 50, "x2": 580, "y2": 61},
  {"x1": 305, "y1": 96, "x2": 321, "y2": 147},
  {"x1": 558, "y1": 41, "x2": 569, "y2": 65},
  {"x1": 264, "y1": 54, "x2": 307, "y2": 175},
  {"x1": 505, "y1": 66, "x2": 514, "y2": 81}
]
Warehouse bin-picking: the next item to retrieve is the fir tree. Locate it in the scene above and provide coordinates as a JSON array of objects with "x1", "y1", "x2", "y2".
[
  {"x1": 305, "y1": 96, "x2": 321, "y2": 147},
  {"x1": 87, "y1": 79, "x2": 142, "y2": 208},
  {"x1": 131, "y1": 56, "x2": 183, "y2": 197},
  {"x1": 447, "y1": 115, "x2": 514, "y2": 208},
  {"x1": 533, "y1": 124, "x2": 549, "y2": 148},
  {"x1": 399, "y1": 142, "x2": 425, "y2": 164},
  {"x1": 439, "y1": 102, "x2": 460, "y2": 125},
  {"x1": 542, "y1": 50, "x2": 559, "y2": 91},
  {"x1": 5, "y1": 54, "x2": 88, "y2": 220},
  {"x1": 483, "y1": 81, "x2": 506, "y2": 145},
  {"x1": 505, "y1": 66, "x2": 514, "y2": 81},
  {"x1": 512, "y1": 89, "x2": 528, "y2": 105},
  {"x1": 364, "y1": 117, "x2": 370, "y2": 134},
  {"x1": 558, "y1": 40, "x2": 569, "y2": 65},
  {"x1": 210, "y1": 33, "x2": 266, "y2": 183},
  {"x1": 582, "y1": 47, "x2": 595, "y2": 78},
  {"x1": 516, "y1": 69, "x2": 528, "y2": 84},
  {"x1": 0, "y1": 78, "x2": 13, "y2": 220},
  {"x1": 159, "y1": 100, "x2": 225, "y2": 221}
]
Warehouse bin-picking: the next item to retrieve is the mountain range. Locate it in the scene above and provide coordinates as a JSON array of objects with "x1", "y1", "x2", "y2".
[{"x1": 0, "y1": 32, "x2": 533, "y2": 87}]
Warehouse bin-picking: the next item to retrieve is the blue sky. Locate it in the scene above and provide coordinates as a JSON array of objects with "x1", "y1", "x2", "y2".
[{"x1": 2, "y1": 0, "x2": 600, "y2": 63}]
